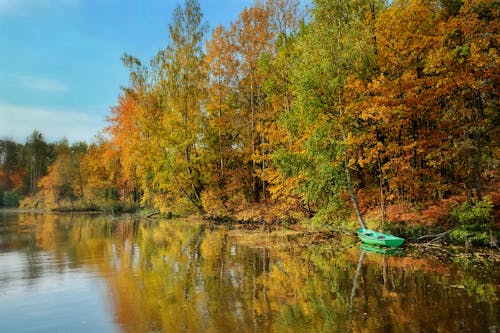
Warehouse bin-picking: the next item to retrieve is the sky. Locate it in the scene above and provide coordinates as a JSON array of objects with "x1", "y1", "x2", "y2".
[{"x1": 0, "y1": 0, "x2": 257, "y2": 143}]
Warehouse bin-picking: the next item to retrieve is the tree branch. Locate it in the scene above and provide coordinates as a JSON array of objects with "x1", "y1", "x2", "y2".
[{"x1": 417, "y1": 227, "x2": 458, "y2": 243}]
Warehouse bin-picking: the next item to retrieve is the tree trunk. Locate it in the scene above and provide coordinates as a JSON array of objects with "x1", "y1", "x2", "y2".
[
  {"x1": 174, "y1": 175, "x2": 204, "y2": 214},
  {"x1": 377, "y1": 152, "x2": 386, "y2": 229},
  {"x1": 341, "y1": 122, "x2": 366, "y2": 228},
  {"x1": 336, "y1": 7, "x2": 366, "y2": 230},
  {"x1": 474, "y1": 135, "x2": 482, "y2": 202},
  {"x1": 344, "y1": 158, "x2": 366, "y2": 229}
]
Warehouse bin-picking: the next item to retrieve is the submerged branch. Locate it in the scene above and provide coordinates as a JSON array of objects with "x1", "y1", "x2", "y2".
[
  {"x1": 417, "y1": 227, "x2": 458, "y2": 243},
  {"x1": 146, "y1": 211, "x2": 160, "y2": 218}
]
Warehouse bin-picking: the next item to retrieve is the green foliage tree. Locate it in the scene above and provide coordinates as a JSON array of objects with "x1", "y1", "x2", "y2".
[
  {"x1": 24, "y1": 131, "x2": 54, "y2": 193},
  {"x1": 150, "y1": 0, "x2": 208, "y2": 214},
  {"x1": 0, "y1": 139, "x2": 25, "y2": 205}
]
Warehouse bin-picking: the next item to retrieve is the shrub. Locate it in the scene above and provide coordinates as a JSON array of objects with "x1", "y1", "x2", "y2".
[
  {"x1": 452, "y1": 198, "x2": 494, "y2": 226},
  {"x1": 1, "y1": 190, "x2": 22, "y2": 207},
  {"x1": 450, "y1": 198, "x2": 495, "y2": 245}
]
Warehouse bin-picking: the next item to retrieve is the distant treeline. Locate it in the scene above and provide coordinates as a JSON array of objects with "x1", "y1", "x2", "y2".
[
  {"x1": 2, "y1": 0, "x2": 498, "y2": 233},
  {"x1": 0, "y1": 132, "x2": 88, "y2": 207}
]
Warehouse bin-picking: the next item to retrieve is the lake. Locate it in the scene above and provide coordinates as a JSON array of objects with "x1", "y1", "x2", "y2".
[{"x1": 0, "y1": 210, "x2": 498, "y2": 332}]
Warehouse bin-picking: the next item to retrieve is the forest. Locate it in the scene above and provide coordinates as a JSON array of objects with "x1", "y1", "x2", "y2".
[{"x1": 1, "y1": 0, "x2": 498, "y2": 241}]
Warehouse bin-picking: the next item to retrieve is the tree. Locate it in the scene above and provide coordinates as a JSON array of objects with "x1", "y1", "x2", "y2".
[
  {"x1": 275, "y1": 0, "x2": 384, "y2": 226},
  {"x1": 79, "y1": 137, "x2": 121, "y2": 206},
  {"x1": 31, "y1": 140, "x2": 88, "y2": 209},
  {"x1": 24, "y1": 131, "x2": 54, "y2": 193},
  {"x1": 258, "y1": 0, "x2": 305, "y2": 220},
  {"x1": 203, "y1": 24, "x2": 241, "y2": 215},
  {"x1": 38, "y1": 152, "x2": 76, "y2": 209},
  {"x1": 424, "y1": 0, "x2": 499, "y2": 202},
  {"x1": 152, "y1": 0, "x2": 208, "y2": 213},
  {"x1": 119, "y1": 53, "x2": 164, "y2": 208},
  {"x1": 107, "y1": 94, "x2": 142, "y2": 204},
  {"x1": 341, "y1": 0, "x2": 443, "y2": 226},
  {"x1": 0, "y1": 139, "x2": 25, "y2": 192},
  {"x1": 232, "y1": 2, "x2": 275, "y2": 203},
  {"x1": 201, "y1": 0, "x2": 304, "y2": 218}
]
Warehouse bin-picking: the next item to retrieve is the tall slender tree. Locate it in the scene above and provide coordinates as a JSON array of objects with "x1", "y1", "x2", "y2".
[
  {"x1": 153, "y1": 0, "x2": 208, "y2": 213},
  {"x1": 24, "y1": 131, "x2": 53, "y2": 193}
]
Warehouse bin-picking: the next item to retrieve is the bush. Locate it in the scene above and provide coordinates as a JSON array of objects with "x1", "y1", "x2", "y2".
[
  {"x1": 451, "y1": 198, "x2": 494, "y2": 226},
  {"x1": 1, "y1": 190, "x2": 22, "y2": 207},
  {"x1": 450, "y1": 227, "x2": 492, "y2": 245},
  {"x1": 450, "y1": 198, "x2": 495, "y2": 245}
]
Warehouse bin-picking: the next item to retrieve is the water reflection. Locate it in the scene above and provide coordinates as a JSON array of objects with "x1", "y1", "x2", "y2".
[{"x1": 0, "y1": 211, "x2": 498, "y2": 333}]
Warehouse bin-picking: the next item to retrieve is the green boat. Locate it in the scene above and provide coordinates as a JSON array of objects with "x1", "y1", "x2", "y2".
[
  {"x1": 357, "y1": 228, "x2": 404, "y2": 248},
  {"x1": 360, "y1": 243, "x2": 403, "y2": 255}
]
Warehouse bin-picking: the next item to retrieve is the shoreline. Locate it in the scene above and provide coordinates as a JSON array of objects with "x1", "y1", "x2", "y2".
[{"x1": 3, "y1": 207, "x2": 499, "y2": 256}]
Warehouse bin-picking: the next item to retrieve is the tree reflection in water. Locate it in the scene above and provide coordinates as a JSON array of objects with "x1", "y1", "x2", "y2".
[{"x1": 1, "y1": 213, "x2": 498, "y2": 333}]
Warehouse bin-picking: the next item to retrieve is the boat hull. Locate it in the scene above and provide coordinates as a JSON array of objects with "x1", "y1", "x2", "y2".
[
  {"x1": 357, "y1": 228, "x2": 404, "y2": 248},
  {"x1": 360, "y1": 243, "x2": 403, "y2": 255}
]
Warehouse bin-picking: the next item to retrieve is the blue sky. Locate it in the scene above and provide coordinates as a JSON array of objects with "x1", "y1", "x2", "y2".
[{"x1": 0, "y1": 0, "x2": 257, "y2": 143}]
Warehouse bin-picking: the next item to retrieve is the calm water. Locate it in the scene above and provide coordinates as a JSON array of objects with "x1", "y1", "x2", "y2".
[{"x1": 0, "y1": 211, "x2": 498, "y2": 333}]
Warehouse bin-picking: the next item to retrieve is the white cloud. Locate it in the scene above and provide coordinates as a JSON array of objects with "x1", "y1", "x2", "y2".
[
  {"x1": 0, "y1": 103, "x2": 106, "y2": 143},
  {"x1": 0, "y1": 0, "x2": 79, "y2": 16},
  {"x1": 14, "y1": 75, "x2": 69, "y2": 93}
]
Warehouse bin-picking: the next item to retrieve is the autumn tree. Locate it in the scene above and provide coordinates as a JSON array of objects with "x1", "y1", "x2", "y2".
[
  {"x1": 201, "y1": 0, "x2": 304, "y2": 219},
  {"x1": 38, "y1": 149, "x2": 76, "y2": 209},
  {"x1": 79, "y1": 137, "x2": 121, "y2": 207},
  {"x1": 346, "y1": 0, "x2": 498, "y2": 211},
  {"x1": 274, "y1": 0, "x2": 384, "y2": 226},
  {"x1": 258, "y1": 0, "x2": 305, "y2": 220},
  {"x1": 119, "y1": 54, "x2": 165, "y2": 208},
  {"x1": 108, "y1": 2, "x2": 210, "y2": 214},
  {"x1": 203, "y1": 24, "x2": 240, "y2": 215},
  {"x1": 0, "y1": 139, "x2": 24, "y2": 191},
  {"x1": 107, "y1": 94, "x2": 142, "y2": 204},
  {"x1": 232, "y1": 2, "x2": 276, "y2": 204},
  {"x1": 0, "y1": 139, "x2": 25, "y2": 206},
  {"x1": 201, "y1": 2, "x2": 275, "y2": 216},
  {"x1": 424, "y1": 0, "x2": 499, "y2": 202},
  {"x1": 150, "y1": 0, "x2": 207, "y2": 214}
]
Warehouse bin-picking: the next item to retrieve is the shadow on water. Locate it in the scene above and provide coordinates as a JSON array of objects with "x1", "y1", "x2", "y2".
[{"x1": 0, "y1": 211, "x2": 498, "y2": 333}]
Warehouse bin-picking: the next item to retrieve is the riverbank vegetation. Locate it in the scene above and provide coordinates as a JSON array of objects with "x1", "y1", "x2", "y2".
[{"x1": 1, "y1": 0, "x2": 498, "y2": 245}]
